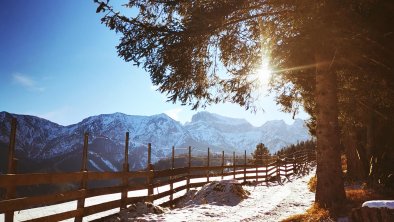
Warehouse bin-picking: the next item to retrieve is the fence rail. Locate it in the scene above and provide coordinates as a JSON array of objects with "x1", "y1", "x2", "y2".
[{"x1": 0, "y1": 118, "x2": 315, "y2": 222}]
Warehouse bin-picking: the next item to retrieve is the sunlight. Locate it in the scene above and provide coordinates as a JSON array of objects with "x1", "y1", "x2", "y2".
[
  {"x1": 254, "y1": 18, "x2": 272, "y2": 92},
  {"x1": 256, "y1": 59, "x2": 272, "y2": 86},
  {"x1": 252, "y1": 57, "x2": 272, "y2": 93}
]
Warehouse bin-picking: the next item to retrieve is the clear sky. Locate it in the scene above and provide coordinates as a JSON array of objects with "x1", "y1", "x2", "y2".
[{"x1": 0, "y1": 0, "x2": 309, "y2": 126}]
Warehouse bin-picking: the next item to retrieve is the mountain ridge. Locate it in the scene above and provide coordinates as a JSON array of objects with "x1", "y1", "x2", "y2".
[{"x1": 0, "y1": 111, "x2": 311, "y2": 173}]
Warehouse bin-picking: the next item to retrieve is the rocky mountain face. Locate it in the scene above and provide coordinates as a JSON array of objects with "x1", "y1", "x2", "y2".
[
  {"x1": 0, "y1": 111, "x2": 310, "y2": 173},
  {"x1": 185, "y1": 112, "x2": 310, "y2": 154}
]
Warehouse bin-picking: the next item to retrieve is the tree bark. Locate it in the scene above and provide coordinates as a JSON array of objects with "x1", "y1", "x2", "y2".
[{"x1": 314, "y1": 52, "x2": 346, "y2": 209}]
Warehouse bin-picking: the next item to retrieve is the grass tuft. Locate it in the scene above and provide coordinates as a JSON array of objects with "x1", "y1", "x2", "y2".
[
  {"x1": 281, "y1": 203, "x2": 331, "y2": 222},
  {"x1": 346, "y1": 186, "x2": 386, "y2": 206},
  {"x1": 308, "y1": 175, "x2": 317, "y2": 193}
]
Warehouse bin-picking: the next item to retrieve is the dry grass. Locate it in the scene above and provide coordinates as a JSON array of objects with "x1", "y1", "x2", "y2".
[
  {"x1": 345, "y1": 186, "x2": 387, "y2": 207},
  {"x1": 283, "y1": 180, "x2": 392, "y2": 221},
  {"x1": 281, "y1": 203, "x2": 331, "y2": 222},
  {"x1": 308, "y1": 176, "x2": 317, "y2": 193}
]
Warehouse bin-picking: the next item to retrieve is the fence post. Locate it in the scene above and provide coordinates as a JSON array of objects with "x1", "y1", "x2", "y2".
[
  {"x1": 233, "y1": 152, "x2": 236, "y2": 179},
  {"x1": 307, "y1": 150, "x2": 310, "y2": 163},
  {"x1": 7, "y1": 118, "x2": 17, "y2": 174},
  {"x1": 221, "y1": 151, "x2": 224, "y2": 179},
  {"x1": 207, "y1": 147, "x2": 210, "y2": 183},
  {"x1": 75, "y1": 133, "x2": 89, "y2": 222},
  {"x1": 5, "y1": 118, "x2": 17, "y2": 222},
  {"x1": 276, "y1": 156, "x2": 281, "y2": 184},
  {"x1": 244, "y1": 150, "x2": 246, "y2": 184},
  {"x1": 265, "y1": 161, "x2": 268, "y2": 186},
  {"x1": 301, "y1": 152, "x2": 307, "y2": 173},
  {"x1": 170, "y1": 146, "x2": 174, "y2": 203},
  {"x1": 147, "y1": 143, "x2": 154, "y2": 202},
  {"x1": 256, "y1": 158, "x2": 258, "y2": 182},
  {"x1": 293, "y1": 153, "x2": 297, "y2": 175},
  {"x1": 121, "y1": 132, "x2": 129, "y2": 209},
  {"x1": 187, "y1": 146, "x2": 191, "y2": 192},
  {"x1": 284, "y1": 157, "x2": 288, "y2": 177}
]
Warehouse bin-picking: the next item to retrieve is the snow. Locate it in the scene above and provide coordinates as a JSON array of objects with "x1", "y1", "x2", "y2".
[
  {"x1": 100, "y1": 157, "x2": 118, "y2": 172},
  {"x1": 89, "y1": 159, "x2": 105, "y2": 172},
  {"x1": 362, "y1": 200, "x2": 394, "y2": 209}
]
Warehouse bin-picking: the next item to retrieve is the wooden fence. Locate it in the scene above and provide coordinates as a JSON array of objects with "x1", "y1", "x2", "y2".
[{"x1": 0, "y1": 118, "x2": 315, "y2": 222}]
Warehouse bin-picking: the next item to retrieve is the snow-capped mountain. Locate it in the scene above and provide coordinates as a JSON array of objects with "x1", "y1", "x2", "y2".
[
  {"x1": 0, "y1": 111, "x2": 310, "y2": 173},
  {"x1": 185, "y1": 112, "x2": 310, "y2": 154}
]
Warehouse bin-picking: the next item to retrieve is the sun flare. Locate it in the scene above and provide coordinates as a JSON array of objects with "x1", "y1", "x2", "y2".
[{"x1": 255, "y1": 59, "x2": 272, "y2": 88}]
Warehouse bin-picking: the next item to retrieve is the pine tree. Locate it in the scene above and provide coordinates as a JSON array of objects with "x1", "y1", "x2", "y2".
[
  {"x1": 251, "y1": 143, "x2": 270, "y2": 165},
  {"x1": 95, "y1": 0, "x2": 394, "y2": 209}
]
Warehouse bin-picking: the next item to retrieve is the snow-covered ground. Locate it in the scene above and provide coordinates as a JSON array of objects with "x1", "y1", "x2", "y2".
[{"x1": 129, "y1": 168, "x2": 316, "y2": 222}]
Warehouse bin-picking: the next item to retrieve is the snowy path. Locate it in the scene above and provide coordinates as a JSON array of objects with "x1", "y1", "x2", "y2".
[{"x1": 134, "y1": 169, "x2": 316, "y2": 222}]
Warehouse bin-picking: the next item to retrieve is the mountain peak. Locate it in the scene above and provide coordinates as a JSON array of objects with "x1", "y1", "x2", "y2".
[
  {"x1": 190, "y1": 111, "x2": 250, "y2": 126},
  {"x1": 152, "y1": 113, "x2": 171, "y2": 119},
  {"x1": 261, "y1": 119, "x2": 286, "y2": 127}
]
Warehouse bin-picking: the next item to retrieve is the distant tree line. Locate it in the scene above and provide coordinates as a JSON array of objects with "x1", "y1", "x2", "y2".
[{"x1": 275, "y1": 140, "x2": 316, "y2": 157}]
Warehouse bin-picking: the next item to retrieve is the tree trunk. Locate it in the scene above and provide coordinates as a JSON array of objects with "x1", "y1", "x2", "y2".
[
  {"x1": 315, "y1": 52, "x2": 346, "y2": 209},
  {"x1": 344, "y1": 127, "x2": 366, "y2": 181}
]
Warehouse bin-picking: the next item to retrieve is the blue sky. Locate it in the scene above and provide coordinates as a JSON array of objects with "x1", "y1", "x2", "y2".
[{"x1": 0, "y1": 0, "x2": 308, "y2": 126}]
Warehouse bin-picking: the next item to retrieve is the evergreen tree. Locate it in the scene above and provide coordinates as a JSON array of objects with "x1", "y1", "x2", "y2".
[
  {"x1": 251, "y1": 143, "x2": 270, "y2": 165},
  {"x1": 275, "y1": 140, "x2": 316, "y2": 157},
  {"x1": 95, "y1": 0, "x2": 394, "y2": 209}
]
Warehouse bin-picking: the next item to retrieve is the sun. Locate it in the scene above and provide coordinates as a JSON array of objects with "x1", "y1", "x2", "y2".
[{"x1": 255, "y1": 58, "x2": 272, "y2": 88}]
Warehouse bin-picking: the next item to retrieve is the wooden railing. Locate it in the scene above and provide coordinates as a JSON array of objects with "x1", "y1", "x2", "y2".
[{"x1": 0, "y1": 118, "x2": 315, "y2": 222}]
